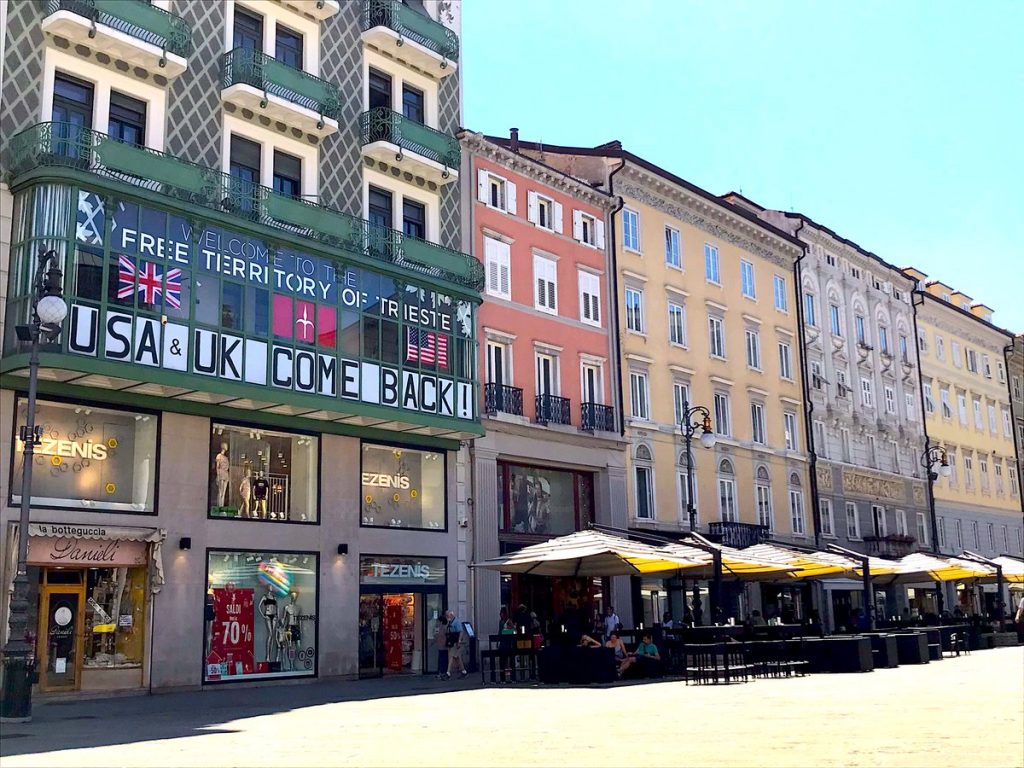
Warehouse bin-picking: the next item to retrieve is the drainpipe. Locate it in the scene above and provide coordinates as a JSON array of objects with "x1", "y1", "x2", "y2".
[
  {"x1": 607, "y1": 159, "x2": 627, "y2": 436},
  {"x1": 910, "y1": 292, "x2": 942, "y2": 553}
]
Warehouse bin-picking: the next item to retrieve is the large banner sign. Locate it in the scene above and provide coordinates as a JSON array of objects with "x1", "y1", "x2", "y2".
[{"x1": 69, "y1": 192, "x2": 477, "y2": 422}]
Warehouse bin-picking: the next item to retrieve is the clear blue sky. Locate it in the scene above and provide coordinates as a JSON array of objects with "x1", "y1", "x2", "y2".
[{"x1": 462, "y1": 0, "x2": 1024, "y2": 334}]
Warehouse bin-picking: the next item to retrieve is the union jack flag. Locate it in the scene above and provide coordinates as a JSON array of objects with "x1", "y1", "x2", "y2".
[
  {"x1": 118, "y1": 255, "x2": 182, "y2": 309},
  {"x1": 406, "y1": 327, "x2": 448, "y2": 369}
]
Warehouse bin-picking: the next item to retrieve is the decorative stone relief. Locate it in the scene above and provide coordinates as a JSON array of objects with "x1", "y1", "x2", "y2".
[{"x1": 843, "y1": 470, "x2": 905, "y2": 501}]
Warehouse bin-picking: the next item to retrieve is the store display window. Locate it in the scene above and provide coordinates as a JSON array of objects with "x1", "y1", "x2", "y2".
[
  {"x1": 11, "y1": 398, "x2": 158, "y2": 513},
  {"x1": 208, "y1": 423, "x2": 319, "y2": 522},
  {"x1": 360, "y1": 444, "x2": 446, "y2": 530},
  {"x1": 204, "y1": 550, "x2": 318, "y2": 683},
  {"x1": 83, "y1": 567, "x2": 148, "y2": 671},
  {"x1": 498, "y1": 463, "x2": 594, "y2": 536}
]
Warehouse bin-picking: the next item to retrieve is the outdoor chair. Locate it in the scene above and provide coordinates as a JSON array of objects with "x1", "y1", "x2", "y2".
[
  {"x1": 683, "y1": 643, "x2": 723, "y2": 685},
  {"x1": 944, "y1": 631, "x2": 970, "y2": 658},
  {"x1": 723, "y1": 643, "x2": 752, "y2": 683}
]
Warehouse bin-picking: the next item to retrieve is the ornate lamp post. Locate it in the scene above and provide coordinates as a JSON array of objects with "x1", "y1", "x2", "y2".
[
  {"x1": 920, "y1": 442, "x2": 951, "y2": 618},
  {"x1": 1, "y1": 250, "x2": 67, "y2": 722},
  {"x1": 681, "y1": 401, "x2": 716, "y2": 624}
]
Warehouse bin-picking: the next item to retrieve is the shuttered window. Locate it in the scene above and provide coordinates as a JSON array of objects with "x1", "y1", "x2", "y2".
[
  {"x1": 484, "y1": 236, "x2": 511, "y2": 300},
  {"x1": 578, "y1": 271, "x2": 601, "y2": 326},
  {"x1": 534, "y1": 254, "x2": 557, "y2": 314}
]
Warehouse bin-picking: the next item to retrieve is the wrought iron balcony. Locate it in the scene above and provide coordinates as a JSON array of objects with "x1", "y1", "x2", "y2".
[
  {"x1": 484, "y1": 383, "x2": 524, "y2": 417},
  {"x1": 863, "y1": 534, "x2": 916, "y2": 560},
  {"x1": 7, "y1": 122, "x2": 483, "y2": 291},
  {"x1": 580, "y1": 402, "x2": 615, "y2": 433},
  {"x1": 359, "y1": 108, "x2": 460, "y2": 184},
  {"x1": 536, "y1": 394, "x2": 572, "y2": 426},
  {"x1": 42, "y1": 0, "x2": 192, "y2": 77},
  {"x1": 361, "y1": 0, "x2": 458, "y2": 73},
  {"x1": 222, "y1": 48, "x2": 341, "y2": 135},
  {"x1": 707, "y1": 522, "x2": 770, "y2": 548}
]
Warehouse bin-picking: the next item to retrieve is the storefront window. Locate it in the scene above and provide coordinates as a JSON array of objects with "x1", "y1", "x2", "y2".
[
  {"x1": 11, "y1": 399, "x2": 158, "y2": 513},
  {"x1": 209, "y1": 423, "x2": 319, "y2": 522},
  {"x1": 83, "y1": 567, "x2": 147, "y2": 672},
  {"x1": 360, "y1": 444, "x2": 446, "y2": 530},
  {"x1": 498, "y1": 463, "x2": 593, "y2": 536},
  {"x1": 204, "y1": 550, "x2": 318, "y2": 683}
]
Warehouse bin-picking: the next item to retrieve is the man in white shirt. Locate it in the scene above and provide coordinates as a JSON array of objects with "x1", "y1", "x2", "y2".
[{"x1": 603, "y1": 605, "x2": 620, "y2": 640}]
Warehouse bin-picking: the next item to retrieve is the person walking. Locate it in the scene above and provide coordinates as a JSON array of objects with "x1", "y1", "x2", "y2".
[
  {"x1": 444, "y1": 610, "x2": 468, "y2": 679},
  {"x1": 603, "y1": 605, "x2": 620, "y2": 641},
  {"x1": 432, "y1": 612, "x2": 449, "y2": 679}
]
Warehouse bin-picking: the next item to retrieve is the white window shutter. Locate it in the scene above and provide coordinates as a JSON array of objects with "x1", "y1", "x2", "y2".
[
  {"x1": 554, "y1": 202, "x2": 564, "y2": 234},
  {"x1": 578, "y1": 274, "x2": 588, "y2": 322},
  {"x1": 499, "y1": 256, "x2": 510, "y2": 297},
  {"x1": 477, "y1": 170, "x2": 489, "y2": 203},
  {"x1": 595, "y1": 220, "x2": 606, "y2": 249},
  {"x1": 527, "y1": 191, "x2": 538, "y2": 224},
  {"x1": 506, "y1": 181, "x2": 517, "y2": 215},
  {"x1": 572, "y1": 210, "x2": 583, "y2": 241}
]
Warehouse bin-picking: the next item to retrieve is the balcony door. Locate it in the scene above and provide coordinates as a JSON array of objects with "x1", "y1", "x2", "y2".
[
  {"x1": 536, "y1": 353, "x2": 557, "y2": 398},
  {"x1": 229, "y1": 134, "x2": 262, "y2": 213},
  {"x1": 369, "y1": 68, "x2": 393, "y2": 111},
  {"x1": 581, "y1": 363, "x2": 601, "y2": 405},
  {"x1": 486, "y1": 341, "x2": 508, "y2": 386},
  {"x1": 52, "y1": 73, "x2": 93, "y2": 159},
  {"x1": 233, "y1": 7, "x2": 263, "y2": 51}
]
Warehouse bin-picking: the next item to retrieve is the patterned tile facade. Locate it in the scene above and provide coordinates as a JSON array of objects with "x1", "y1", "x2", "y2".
[{"x1": 1, "y1": 1, "x2": 45, "y2": 168}]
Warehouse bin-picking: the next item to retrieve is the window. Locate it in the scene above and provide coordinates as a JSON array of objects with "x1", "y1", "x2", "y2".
[
  {"x1": 484, "y1": 236, "x2": 511, "y2": 300},
  {"x1": 971, "y1": 521, "x2": 980, "y2": 549},
  {"x1": 1013, "y1": 376, "x2": 1023, "y2": 402},
  {"x1": 275, "y1": 24, "x2": 304, "y2": 69},
  {"x1": 878, "y1": 326, "x2": 890, "y2": 354},
  {"x1": 846, "y1": 502, "x2": 861, "y2": 539},
  {"x1": 940, "y1": 387, "x2": 952, "y2": 419},
  {"x1": 1003, "y1": 525, "x2": 1010, "y2": 552},
  {"x1": 829, "y1": 304, "x2": 842, "y2": 336},
  {"x1": 773, "y1": 275, "x2": 788, "y2": 311},
  {"x1": 756, "y1": 468, "x2": 774, "y2": 531},
  {"x1": 814, "y1": 421, "x2": 827, "y2": 458},
  {"x1": 672, "y1": 381, "x2": 690, "y2": 425},
  {"x1": 895, "y1": 509, "x2": 908, "y2": 536},
  {"x1": 704, "y1": 244, "x2": 720, "y2": 284},
  {"x1": 890, "y1": 440, "x2": 901, "y2": 474},
  {"x1": 819, "y1": 499, "x2": 834, "y2": 537},
  {"x1": 935, "y1": 334, "x2": 946, "y2": 360},
  {"x1": 485, "y1": 340, "x2": 509, "y2": 386},
  {"x1": 578, "y1": 271, "x2": 601, "y2": 326},
  {"x1": 1010, "y1": 466, "x2": 1019, "y2": 497},
  {"x1": 665, "y1": 226, "x2": 681, "y2": 268},
  {"x1": 899, "y1": 334, "x2": 909, "y2": 363},
  {"x1": 860, "y1": 378, "x2": 874, "y2": 408},
  {"x1": 957, "y1": 393, "x2": 968, "y2": 424},
  {"x1": 995, "y1": 462, "x2": 1004, "y2": 494},
  {"x1": 713, "y1": 392, "x2": 731, "y2": 436},
  {"x1": 789, "y1": 475, "x2": 806, "y2": 535},
  {"x1": 581, "y1": 362, "x2": 601, "y2": 405},
  {"x1": 210, "y1": 423, "x2": 319, "y2": 522},
  {"x1": 825, "y1": 253, "x2": 837, "y2": 267},
  {"x1": 1003, "y1": 409, "x2": 1013, "y2": 437},
  {"x1": 630, "y1": 371, "x2": 650, "y2": 420},
  {"x1": 668, "y1": 302, "x2": 687, "y2": 346},
  {"x1": 108, "y1": 90, "x2": 146, "y2": 147},
  {"x1": 884, "y1": 386, "x2": 896, "y2": 414},
  {"x1": 718, "y1": 460, "x2": 738, "y2": 522},
  {"x1": 937, "y1": 518, "x2": 947, "y2": 549},
  {"x1": 906, "y1": 392, "x2": 916, "y2": 420},
  {"x1": 229, "y1": 134, "x2": 261, "y2": 192},
  {"x1": 477, "y1": 171, "x2": 516, "y2": 214},
  {"x1": 368, "y1": 67, "x2": 392, "y2": 110},
  {"x1": 855, "y1": 314, "x2": 867, "y2": 345},
  {"x1": 947, "y1": 450, "x2": 958, "y2": 486},
  {"x1": 740, "y1": 260, "x2": 756, "y2": 298},
  {"x1": 499, "y1": 464, "x2": 594, "y2": 535},
  {"x1": 402, "y1": 198, "x2": 426, "y2": 239},
  {"x1": 625, "y1": 287, "x2": 645, "y2": 334},
  {"x1": 778, "y1": 342, "x2": 793, "y2": 380},
  {"x1": 533, "y1": 254, "x2": 557, "y2": 314},
  {"x1": 622, "y1": 208, "x2": 640, "y2": 251},
  {"x1": 954, "y1": 519, "x2": 963, "y2": 550},
  {"x1": 784, "y1": 412, "x2": 798, "y2": 451},
  {"x1": 982, "y1": 354, "x2": 992, "y2": 378},
  {"x1": 917, "y1": 328, "x2": 928, "y2": 353},
  {"x1": 966, "y1": 349, "x2": 978, "y2": 373},
  {"x1": 973, "y1": 398, "x2": 983, "y2": 429},
  {"x1": 804, "y1": 292, "x2": 817, "y2": 326},
  {"x1": 997, "y1": 360, "x2": 1005, "y2": 383},
  {"x1": 368, "y1": 184, "x2": 393, "y2": 229},
  {"x1": 850, "y1": 266, "x2": 862, "y2": 279},
  {"x1": 12, "y1": 399, "x2": 157, "y2": 512},
  {"x1": 527, "y1": 192, "x2": 558, "y2": 231},
  {"x1": 979, "y1": 457, "x2": 990, "y2": 492},
  {"x1": 204, "y1": 550, "x2": 318, "y2": 683},
  {"x1": 745, "y1": 329, "x2": 761, "y2": 370},
  {"x1": 401, "y1": 84, "x2": 425, "y2": 123},
  {"x1": 964, "y1": 454, "x2": 975, "y2": 490},
  {"x1": 751, "y1": 402, "x2": 767, "y2": 444},
  {"x1": 841, "y1": 428, "x2": 851, "y2": 462},
  {"x1": 924, "y1": 383, "x2": 934, "y2": 414},
  {"x1": 233, "y1": 6, "x2": 263, "y2": 50},
  {"x1": 272, "y1": 150, "x2": 302, "y2": 200},
  {"x1": 810, "y1": 360, "x2": 824, "y2": 390},
  {"x1": 535, "y1": 352, "x2": 558, "y2": 397},
  {"x1": 573, "y1": 210, "x2": 603, "y2": 247},
  {"x1": 709, "y1": 316, "x2": 726, "y2": 358},
  {"x1": 951, "y1": 340, "x2": 962, "y2": 368},
  {"x1": 866, "y1": 435, "x2": 877, "y2": 468},
  {"x1": 871, "y1": 505, "x2": 887, "y2": 537},
  {"x1": 987, "y1": 403, "x2": 997, "y2": 434},
  {"x1": 635, "y1": 462, "x2": 654, "y2": 521}
]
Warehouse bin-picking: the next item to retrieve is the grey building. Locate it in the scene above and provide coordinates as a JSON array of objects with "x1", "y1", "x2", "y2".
[{"x1": 1, "y1": 0, "x2": 480, "y2": 696}]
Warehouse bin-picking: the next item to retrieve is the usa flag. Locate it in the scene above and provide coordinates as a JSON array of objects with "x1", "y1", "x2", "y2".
[
  {"x1": 118, "y1": 255, "x2": 182, "y2": 309},
  {"x1": 406, "y1": 327, "x2": 448, "y2": 368}
]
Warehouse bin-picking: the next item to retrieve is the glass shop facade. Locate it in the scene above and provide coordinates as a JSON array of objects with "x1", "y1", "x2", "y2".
[{"x1": 0, "y1": 179, "x2": 481, "y2": 694}]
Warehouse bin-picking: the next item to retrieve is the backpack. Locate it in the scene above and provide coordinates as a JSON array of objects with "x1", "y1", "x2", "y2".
[{"x1": 445, "y1": 621, "x2": 461, "y2": 648}]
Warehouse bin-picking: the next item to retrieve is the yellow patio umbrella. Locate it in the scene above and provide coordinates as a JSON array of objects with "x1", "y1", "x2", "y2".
[
  {"x1": 655, "y1": 540, "x2": 803, "y2": 581},
  {"x1": 970, "y1": 555, "x2": 1024, "y2": 584},
  {"x1": 889, "y1": 552, "x2": 995, "y2": 583}
]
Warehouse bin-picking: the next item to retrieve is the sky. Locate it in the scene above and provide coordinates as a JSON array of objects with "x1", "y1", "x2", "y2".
[{"x1": 461, "y1": 0, "x2": 1024, "y2": 334}]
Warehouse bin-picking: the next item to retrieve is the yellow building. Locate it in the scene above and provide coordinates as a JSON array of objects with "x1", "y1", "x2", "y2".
[
  {"x1": 512, "y1": 141, "x2": 810, "y2": 548},
  {"x1": 905, "y1": 269, "x2": 1023, "y2": 562}
]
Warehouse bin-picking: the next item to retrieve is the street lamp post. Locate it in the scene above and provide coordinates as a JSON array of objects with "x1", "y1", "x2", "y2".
[
  {"x1": 920, "y1": 442, "x2": 951, "y2": 617},
  {"x1": 1, "y1": 250, "x2": 67, "y2": 722},
  {"x1": 681, "y1": 401, "x2": 716, "y2": 624}
]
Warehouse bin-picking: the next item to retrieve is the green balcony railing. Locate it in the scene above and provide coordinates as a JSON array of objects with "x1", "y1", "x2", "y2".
[
  {"x1": 45, "y1": 0, "x2": 193, "y2": 59},
  {"x1": 222, "y1": 48, "x2": 342, "y2": 123},
  {"x1": 7, "y1": 122, "x2": 483, "y2": 291},
  {"x1": 359, "y1": 108, "x2": 460, "y2": 172},
  {"x1": 362, "y1": 0, "x2": 458, "y2": 65}
]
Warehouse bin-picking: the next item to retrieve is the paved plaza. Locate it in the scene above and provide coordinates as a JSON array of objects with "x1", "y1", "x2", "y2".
[{"x1": 2, "y1": 647, "x2": 1022, "y2": 768}]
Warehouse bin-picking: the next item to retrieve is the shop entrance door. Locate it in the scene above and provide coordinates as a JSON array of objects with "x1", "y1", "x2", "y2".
[
  {"x1": 38, "y1": 585, "x2": 84, "y2": 692},
  {"x1": 358, "y1": 591, "x2": 444, "y2": 678}
]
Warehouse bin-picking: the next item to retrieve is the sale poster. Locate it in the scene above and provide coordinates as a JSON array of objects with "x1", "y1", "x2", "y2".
[
  {"x1": 383, "y1": 599, "x2": 404, "y2": 671},
  {"x1": 206, "y1": 587, "x2": 255, "y2": 678}
]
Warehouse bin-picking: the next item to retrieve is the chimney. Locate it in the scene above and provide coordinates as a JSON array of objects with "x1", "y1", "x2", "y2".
[{"x1": 509, "y1": 127, "x2": 519, "y2": 153}]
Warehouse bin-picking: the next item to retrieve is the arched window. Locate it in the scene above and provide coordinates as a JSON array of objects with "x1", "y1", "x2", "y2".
[
  {"x1": 719, "y1": 459, "x2": 734, "y2": 474},
  {"x1": 634, "y1": 445, "x2": 654, "y2": 521},
  {"x1": 757, "y1": 466, "x2": 770, "y2": 482},
  {"x1": 718, "y1": 459, "x2": 737, "y2": 522},
  {"x1": 755, "y1": 465, "x2": 773, "y2": 530},
  {"x1": 790, "y1": 472, "x2": 801, "y2": 486},
  {"x1": 789, "y1": 473, "x2": 806, "y2": 535},
  {"x1": 636, "y1": 444, "x2": 653, "y2": 462}
]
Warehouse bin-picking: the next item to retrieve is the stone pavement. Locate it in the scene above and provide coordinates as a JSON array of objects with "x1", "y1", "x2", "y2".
[{"x1": 2, "y1": 647, "x2": 1022, "y2": 768}]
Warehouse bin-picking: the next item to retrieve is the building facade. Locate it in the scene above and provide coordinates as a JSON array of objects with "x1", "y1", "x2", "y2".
[
  {"x1": 0, "y1": 0, "x2": 481, "y2": 695},
  {"x1": 905, "y1": 272, "x2": 1022, "y2": 607},
  {"x1": 1010, "y1": 335, "x2": 1024, "y2": 503},
  {"x1": 459, "y1": 131, "x2": 631, "y2": 634}
]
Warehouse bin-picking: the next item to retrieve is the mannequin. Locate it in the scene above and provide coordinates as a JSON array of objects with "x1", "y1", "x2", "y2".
[
  {"x1": 252, "y1": 472, "x2": 269, "y2": 520},
  {"x1": 238, "y1": 463, "x2": 252, "y2": 519},
  {"x1": 214, "y1": 443, "x2": 230, "y2": 507},
  {"x1": 281, "y1": 590, "x2": 301, "y2": 670},
  {"x1": 258, "y1": 586, "x2": 278, "y2": 663}
]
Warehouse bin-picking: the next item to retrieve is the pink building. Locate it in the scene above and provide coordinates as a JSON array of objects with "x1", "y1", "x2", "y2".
[{"x1": 459, "y1": 131, "x2": 631, "y2": 632}]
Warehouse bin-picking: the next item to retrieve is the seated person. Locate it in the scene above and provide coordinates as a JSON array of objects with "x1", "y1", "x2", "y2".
[
  {"x1": 578, "y1": 633, "x2": 602, "y2": 648},
  {"x1": 606, "y1": 632, "x2": 634, "y2": 677},
  {"x1": 631, "y1": 633, "x2": 663, "y2": 678}
]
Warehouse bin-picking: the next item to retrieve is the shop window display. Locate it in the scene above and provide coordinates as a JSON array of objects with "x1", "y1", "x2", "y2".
[
  {"x1": 11, "y1": 399, "x2": 157, "y2": 513},
  {"x1": 83, "y1": 567, "x2": 147, "y2": 671},
  {"x1": 204, "y1": 550, "x2": 318, "y2": 682},
  {"x1": 209, "y1": 424, "x2": 318, "y2": 522},
  {"x1": 360, "y1": 444, "x2": 446, "y2": 530}
]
